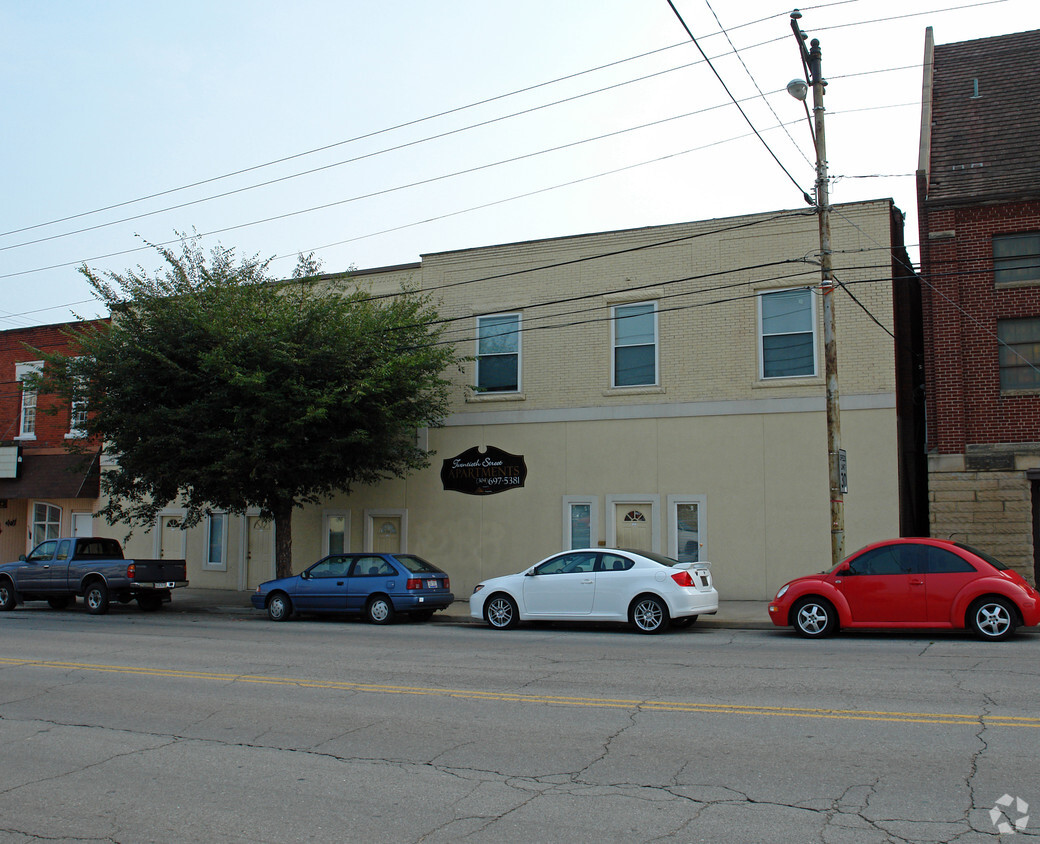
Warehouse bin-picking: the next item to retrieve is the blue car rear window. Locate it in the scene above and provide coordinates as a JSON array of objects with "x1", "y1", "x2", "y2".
[{"x1": 394, "y1": 555, "x2": 444, "y2": 575}]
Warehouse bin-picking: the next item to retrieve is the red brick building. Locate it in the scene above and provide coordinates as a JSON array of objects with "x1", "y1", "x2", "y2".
[
  {"x1": 0, "y1": 320, "x2": 107, "y2": 560},
  {"x1": 916, "y1": 27, "x2": 1040, "y2": 583}
]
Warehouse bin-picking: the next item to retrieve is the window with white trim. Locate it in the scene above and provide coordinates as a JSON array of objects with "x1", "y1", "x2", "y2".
[
  {"x1": 667, "y1": 495, "x2": 706, "y2": 563},
  {"x1": 994, "y1": 232, "x2": 1040, "y2": 286},
  {"x1": 324, "y1": 511, "x2": 349, "y2": 556},
  {"x1": 15, "y1": 361, "x2": 42, "y2": 439},
  {"x1": 476, "y1": 313, "x2": 521, "y2": 392},
  {"x1": 569, "y1": 502, "x2": 592, "y2": 548},
  {"x1": 612, "y1": 302, "x2": 657, "y2": 387},
  {"x1": 32, "y1": 501, "x2": 62, "y2": 545},
  {"x1": 563, "y1": 496, "x2": 598, "y2": 550},
  {"x1": 68, "y1": 374, "x2": 88, "y2": 438},
  {"x1": 205, "y1": 512, "x2": 228, "y2": 570},
  {"x1": 759, "y1": 289, "x2": 816, "y2": 378}
]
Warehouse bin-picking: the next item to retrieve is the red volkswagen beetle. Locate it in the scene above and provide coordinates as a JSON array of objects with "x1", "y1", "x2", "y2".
[{"x1": 768, "y1": 538, "x2": 1040, "y2": 641}]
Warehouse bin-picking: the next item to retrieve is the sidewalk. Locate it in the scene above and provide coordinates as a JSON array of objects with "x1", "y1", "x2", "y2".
[{"x1": 170, "y1": 588, "x2": 774, "y2": 629}]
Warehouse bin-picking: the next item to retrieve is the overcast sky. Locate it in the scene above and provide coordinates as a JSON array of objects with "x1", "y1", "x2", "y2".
[{"x1": 1, "y1": 0, "x2": 1033, "y2": 328}]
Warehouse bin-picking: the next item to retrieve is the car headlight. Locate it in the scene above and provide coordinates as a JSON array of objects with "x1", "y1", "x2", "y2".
[
  {"x1": 472, "y1": 584, "x2": 485, "y2": 595},
  {"x1": 776, "y1": 584, "x2": 789, "y2": 599}
]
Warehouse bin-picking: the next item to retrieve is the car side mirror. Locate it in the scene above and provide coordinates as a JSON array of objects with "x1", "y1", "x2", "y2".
[
  {"x1": 837, "y1": 565, "x2": 851, "y2": 576},
  {"x1": 300, "y1": 570, "x2": 310, "y2": 580},
  {"x1": 18, "y1": 554, "x2": 26, "y2": 562}
]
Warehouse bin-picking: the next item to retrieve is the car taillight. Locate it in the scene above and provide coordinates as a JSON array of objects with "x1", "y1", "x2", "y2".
[
  {"x1": 671, "y1": 570, "x2": 694, "y2": 587},
  {"x1": 406, "y1": 578, "x2": 422, "y2": 590},
  {"x1": 444, "y1": 577, "x2": 450, "y2": 591},
  {"x1": 126, "y1": 563, "x2": 136, "y2": 579}
]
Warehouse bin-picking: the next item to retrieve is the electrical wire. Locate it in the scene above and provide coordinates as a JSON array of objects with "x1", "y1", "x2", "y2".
[
  {"x1": 1, "y1": 16, "x2": 936, "y2": 253},
  {"x1": 702, "y1": 0, "x2": 816, "y2": 169},
  {"x1": 666, "y1": 0, "x2": 813, "y2": 204}
]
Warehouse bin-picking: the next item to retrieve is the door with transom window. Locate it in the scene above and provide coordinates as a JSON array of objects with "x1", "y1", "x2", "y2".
[
  {"x1": 247, "y1": 515, "x2": 274, "y2": 588},
  {"x1": 366, "y1": 512, "x2": 405, "y2": 554},
  {"x1": 615, "y1": 504, "x2": 652, "y2": 552}
]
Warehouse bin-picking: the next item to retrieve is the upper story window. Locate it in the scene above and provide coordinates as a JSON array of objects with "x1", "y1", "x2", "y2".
[
  {"x1": 15, "y1": 361, "x2": 42, "y2": 439},
  {"x1": 997, "y1": 317, "x2": 1040, "y2": 391},
  {"x1": 993, "y1": 232, "x2": 1040, "y2": 286},
  {"x1": 476, "y1": 314, "x2": 520, "y2": 393},
  {"x1": 759, "y1": 289, "x2": 816, "y2": 379},
  {"x1": 612, "y1": 302, "x2": 657, "y2": 387},
  {"x1": 68, "y1": 372, "x2": 88, "y2": 438}
]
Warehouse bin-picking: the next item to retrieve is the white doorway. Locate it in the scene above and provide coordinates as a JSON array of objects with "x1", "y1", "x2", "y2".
[
  {"x1": 246, "y1": 515, "x2": 274, "y2": 588},
  {"x1": 615, "y1": 504, "x2": 652, "y2": 552},
  {"x1": 71, "y1": 512, "x2": 94, "y2": 537},
  {"x1": 606, "y1": 495, "x2": 660, "y2": 553},
  {"x1": 365, "y1": 510, "x2": 406, "y2": 554},
  {"x1": 159, "y1": 514, "x2": 186, "y2": 560}
]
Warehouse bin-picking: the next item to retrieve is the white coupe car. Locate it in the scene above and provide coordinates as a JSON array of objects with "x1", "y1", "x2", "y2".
[{"x1": 469, "y1": 548, "x2": 718, "y2": 634}]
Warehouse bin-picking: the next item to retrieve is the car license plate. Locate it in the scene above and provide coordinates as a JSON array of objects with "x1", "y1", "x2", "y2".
[{"x1": 426, "y1": 579, "x2": 438, "y2": 589}]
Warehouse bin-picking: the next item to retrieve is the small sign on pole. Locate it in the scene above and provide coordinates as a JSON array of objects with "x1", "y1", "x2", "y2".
[{"x1": 838, "y1": 449, "x2": 848, "y2": 494}]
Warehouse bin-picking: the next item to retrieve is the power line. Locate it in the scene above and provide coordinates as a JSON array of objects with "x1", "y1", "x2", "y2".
[
  {"x1": 702, "y1": 0, "x2": 816, "y2": 170},
  {"x1": 0, "y1": 41, "x2": 699, "y2": 241},
  {"x1": 0, "y1": 118, "x2": 827, "y2": 282},
  {"x1": 666, "y1": 0, "x2": 813, "y2": 204},
  {"x1": 1, "y1": 19, "x2": 944, "y2": 252}
]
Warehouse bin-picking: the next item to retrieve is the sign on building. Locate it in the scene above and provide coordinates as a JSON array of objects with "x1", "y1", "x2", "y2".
[{"x1": 441, "y1": 446, "x2": 527, "y2": 495}]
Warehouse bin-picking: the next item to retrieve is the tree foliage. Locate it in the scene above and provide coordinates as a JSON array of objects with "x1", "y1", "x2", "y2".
[{"x1": 39, "y1": 237, "x2": 463, "y2": 577}]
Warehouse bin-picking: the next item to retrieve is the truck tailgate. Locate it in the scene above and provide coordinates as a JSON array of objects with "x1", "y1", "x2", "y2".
[{"x1": 129, "y1": 559, "x2": 188, "y2": 584}]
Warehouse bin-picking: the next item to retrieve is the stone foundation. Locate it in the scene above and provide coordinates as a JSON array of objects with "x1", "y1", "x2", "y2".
[{"x1": 928, "y1": 449, "x2": 1037, "y2": 585}]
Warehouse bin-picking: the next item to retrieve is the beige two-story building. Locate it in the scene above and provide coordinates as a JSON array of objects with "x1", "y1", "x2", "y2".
[{"x1": 121, "y1": 199, "x2": 923, "y2": 601}]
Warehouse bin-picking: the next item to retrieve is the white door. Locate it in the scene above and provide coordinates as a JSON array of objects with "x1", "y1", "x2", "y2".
[
  {"x1": 247, "y1": 516, "x2": 274, "y2": 588},
  {"x1": 71, "y1": 512, "x2": 94, "y2": 537},
  {"x1": 615, "y1": 504, "x2": 652, "y2": 552},
  {"x1": 159, "y1": 516, "x2": 184, "y2": 560},
  {"x1": 371, "y1": 515, "x2": 402, "y2": 554}
]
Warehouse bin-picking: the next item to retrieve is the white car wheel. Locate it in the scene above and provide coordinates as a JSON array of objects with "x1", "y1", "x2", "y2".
[
  {"x1": 485, "y1": 594, "x2": 519, "y2": 630},
  {"x1": 630, "y1": 595, "x2": 668, "y2": 634}
]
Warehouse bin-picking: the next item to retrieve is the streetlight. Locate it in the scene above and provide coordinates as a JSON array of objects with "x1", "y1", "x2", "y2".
[{"x1": 789, "y1": 9, "x2": 845, "y2": 569}]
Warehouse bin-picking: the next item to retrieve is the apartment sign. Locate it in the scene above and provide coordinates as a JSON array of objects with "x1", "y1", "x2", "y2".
[{"x1": 441, "y1": 446, "x2": 527, "y2": 495}]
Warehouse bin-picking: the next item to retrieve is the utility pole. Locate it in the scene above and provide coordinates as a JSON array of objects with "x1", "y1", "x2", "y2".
[{"x1": 789, "y1": 10, "x2": 845, "y2": 567}]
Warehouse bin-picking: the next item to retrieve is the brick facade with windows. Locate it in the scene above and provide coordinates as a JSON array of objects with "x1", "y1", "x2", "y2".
[
  {"x1": 0, "y1": 319, "x2": 108, "y2": 559},
  {"x1": 917, "y1": 27, "x2": 1040, "y2": 582}
]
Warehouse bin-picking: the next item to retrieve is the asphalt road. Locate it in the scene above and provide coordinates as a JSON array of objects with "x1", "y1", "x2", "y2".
[{"x1": 1, "y1": 605, "x2": 1038, "y2": 843}]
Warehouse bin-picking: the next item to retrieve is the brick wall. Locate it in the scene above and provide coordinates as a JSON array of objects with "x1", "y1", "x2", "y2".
[
  {"x1": 0, "y1": 321, "x2": 107, "y2": 448},
  {"x1": 920, "y1": 200, "x2": 1040, "y2": 453}
]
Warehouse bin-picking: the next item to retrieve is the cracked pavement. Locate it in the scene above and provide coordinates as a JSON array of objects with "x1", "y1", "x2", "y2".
[{"x1": 0, "y1": 610, "x2": 1038, "y2": 843}]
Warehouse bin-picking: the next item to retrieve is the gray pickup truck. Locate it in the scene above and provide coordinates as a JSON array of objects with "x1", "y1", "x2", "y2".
[{"x1": 0, "y1": 537, "x2": 188, "y2": 615}]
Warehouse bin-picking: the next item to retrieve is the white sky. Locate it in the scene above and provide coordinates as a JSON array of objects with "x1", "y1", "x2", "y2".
[{"x1": 1, "y1": 0, "x2": 1034, "y2": 328}]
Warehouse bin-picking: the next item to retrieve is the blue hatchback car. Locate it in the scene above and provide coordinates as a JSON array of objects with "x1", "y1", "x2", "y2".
[{"x1": 251, "y1": 553, "x2": 454, "y2": 624}]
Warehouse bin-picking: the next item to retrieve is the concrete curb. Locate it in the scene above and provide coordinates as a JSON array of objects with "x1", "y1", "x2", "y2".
[{"x1": 169, "y1": 590, "x2": 775, "y2": 630}]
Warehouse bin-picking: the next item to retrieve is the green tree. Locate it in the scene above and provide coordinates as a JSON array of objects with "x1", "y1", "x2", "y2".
[{"x1": 39, "y1": 237, "x2": 463, "y2": 578}]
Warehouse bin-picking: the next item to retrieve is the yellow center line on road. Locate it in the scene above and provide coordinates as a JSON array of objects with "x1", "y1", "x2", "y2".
[{"x1": 2, "y1": 655, "x2": 1037, "y2": 728}]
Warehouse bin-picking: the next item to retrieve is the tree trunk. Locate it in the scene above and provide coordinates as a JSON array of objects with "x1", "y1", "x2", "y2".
[{"x1": 273, "y1": 502, "x2": 294, "y2": 579}]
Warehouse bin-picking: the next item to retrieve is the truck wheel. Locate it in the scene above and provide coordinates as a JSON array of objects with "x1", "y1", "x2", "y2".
[
  {"x1": 84, "y1": 581, "x2": 110, "y2": 615},
  {"x1": 0, "y1": 580, "x2": 15, "y2": 611},
  {"x1": 137, "y1": 595, "x2": 163, "y2": 612},
  {"x1": 47, "y1": 597, "x2": 71, "y2": 610}
]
